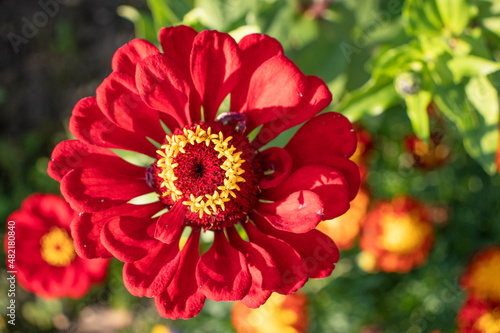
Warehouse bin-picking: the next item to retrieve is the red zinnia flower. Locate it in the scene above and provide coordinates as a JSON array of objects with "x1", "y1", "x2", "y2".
[
  {"x1": 48, "y1": 26, "x2": 359, "y2": 318},
  {"x1": 457, "y1": 295, "x2": 500, "y2": 333},
  {"x1": 4, "y1": 194, "x2": 109, "y2": 298},
  {"x1": 359, "y1": 196, "x2": 434, "y2": 273},
  {"x1": 231, "y1": 292, "x2": 308, "y2": 333}
]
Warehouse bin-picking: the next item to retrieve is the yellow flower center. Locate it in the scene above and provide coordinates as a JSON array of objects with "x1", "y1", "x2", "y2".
[
  {"x1": 40, "y1": 227, "x2": 76, "y2": 267},
  {"x1": 476, "y1": 308, "x2": 500, "y2": 333},
  {"x1": 469, "y1": 251, "x2": 500, "y2": 302},
  {"x1": 380, "y1": 212, "x2": 431, "y2": 254},
  {"x1": 156, "y1": 125, "x2": 246, "y2": 219},
  {"x1": 246, "y1": 294, "x2": 300, "y2": 333}
]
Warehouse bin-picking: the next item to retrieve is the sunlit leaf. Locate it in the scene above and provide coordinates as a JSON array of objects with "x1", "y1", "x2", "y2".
[
  {"x1": 434, "y1": 83, "x2": 498, "y2": 175},
  {"x1": 448, "y1": 55, "x2": 500, "y2": 82},
  {"x1": 337, "y1": 78, "x2": 400, "y2": 122},
  {"x1": 435, "y1": 0, "x2": 470, "y2": 35},
  {"x1": 147, "y1": 0, "x2": 191, "y2": 31},
  {"x1": 117, "y1": 6, "x2": 157, "y2": 43},
  {"x1": 404, "y1": 90, "x2": 431, "y2": 141},
  {"x1": 482, "y1": 16, "x2": 500, "y2": 38},
  {"x1": 403, "y1": 0, "x2": 443, "y2": 36}
]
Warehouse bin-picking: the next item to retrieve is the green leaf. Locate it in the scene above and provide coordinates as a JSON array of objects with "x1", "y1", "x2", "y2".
[
  {"x1": 147, "y1": 0, "x2": 191, "y2": 31},
  {"x1": 193, "y1": 0, "x2": 254, "y2": 31},
  {"x1": 404, "y1": 90, "x2": 431, "y2": 141},
  {"x1": 466, "y1": 75, "x2": 499, "y2": 174},
  {"x1": 337, "y1": 78, "x2": 401, "y2": 122},
  {"x1": 372, "y1": 43, "x2": 421, "y2": 79},
  {"x1": 433, "y1": 83, "x2": 499, "y2": 175},
  {"x1": 435, "y1": 0, "x2": 470, "y2": 35},
  {"x1": 482, "y1": 16, "x2": 500, "y2": 38},
  {"x1": 466, "y1": 75, "x2": 499, "y2": 125},
  {"x1": 117, "y1": 6, "x2": 157, "y2": 43},
  {"x1": 448, "y1": 55, "x2": 500, "y2": 82},
  {"x1": 403, "y1": 0, "x2": 443, "y2": 36}
]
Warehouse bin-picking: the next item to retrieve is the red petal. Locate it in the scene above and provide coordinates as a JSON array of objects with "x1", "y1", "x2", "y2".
[
  {"x1": 159, "y1": 25, "x2": 197, "y2": 80},
  {"x1": 253, "y1": 213, "x2": 339, "y2": 279},
  {"x1": 253, "y1": 75, "x2": 332, "y2": 148},
  {"x1": 155, "y1": 230, "x2": 206, "y2": 319},
  {"x1": 231, "y1": 34, "x2": 284, "y2": 112},
  {"x1": 60, "y1": 162, "x2": 149, "y2": 212},
  {"x1": 291, "y1": 154, "x2": 360, "y2": 200},
  {"x1": 243, "y1": 222, "x2": 308, "y2": 295},
  {"x1": 96, "y1": 72, "x2": 166, "y2": 144},
  {"x1": 17, "y1": 194, "x2": 74, "y2": 229},
  {"x1": 48, "y1": 140, "x2": 119, "y2": 182},
  {"x1": 112, "y1": 38, "x2": 159, "y2": 76},
  {"x1": 285, "y1": 112, "x2": 357, "y2": 159},
  {"x1": 241, "y1": 55, "x2": 306, "y2": 132},
  {"x1": 82, "y1": 258, "x2": 110, "y2": 283},
  {"x1": 190, "y1": 30, "x2": 241, "y2": 122},
  {"x1": 256, "y1": 190, "x2": 324, "y2": 234},
  {"x1": 72, "y1": 202, "x2": 162, "y2": 259},
  {"x1": 69, "y1": 97, "x2": 158, "y2": 156},
  {"x1": 123, "y1": 242, "x2": 180, "y2": 297},
  {"x1": 262, "y1": 164, "x2": 350, "y2": 220},
  {"x1": 258, "y1": 147, "x2": 293, "y2": 189},
  {"x1": 159, "y1": 25, "x2": 202, "y2": 124},
  {"x1": 101, "y1": 216, "x2": 158, "y2": 262},
  {"x1": 196, "y1": 231, "x2": 251, "y2": 301},
  {"x1": 136, "y1": 54, "x2": 191, "y2": 126},
  {"x1": 227, "y1": 227, "x2": 281, "y2": 308},
  {"x1": 155, "y1": 202, "x2": 187, "y2": 244}
]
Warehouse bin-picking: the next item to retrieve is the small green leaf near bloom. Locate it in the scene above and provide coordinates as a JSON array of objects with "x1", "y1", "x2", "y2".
[
  {"x1": 482, "y1": 16, "x2": 500, "y2": 38},
  {"x1": 448, "y1": 55, "x2": 500, "y2": 82},
  {"x1": 404, "y1": 90, "x2": 432, "y2": 142},
  {"x1": 435, "y1": 0, "x2": 470, "y2": 35},
  {"x1": 117, "y1": 6, "x2": 157, "y2": 43},
  {"x1": 147, "y1": 0, "x2": 192, "y2": 30},
  {"x1": 338, "y1": 78, "x2": 400, "y2": 122},
  {"x1": 372, "y1": 43, "x2": 421, "y2": 80},
  {"x1": 466, "y1": 75, "x2": 499, "y2": 174},
  {"x1": 433, "y1": 82, "x2": 498, "y2": 175},
  {"x1": 403, "y1": 0, "x2": 443, "y2": 36}
]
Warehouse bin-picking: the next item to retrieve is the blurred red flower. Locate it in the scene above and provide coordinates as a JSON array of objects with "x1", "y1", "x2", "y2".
[
  {"x1": 4, "y1": 194, "x2": 109, "y2": 298},
  {"x1": 359, "y1": 196, "x2": 434, "y2": 273},
  {"x1": 457, "y1": 295, "x2": 500, "y2": 333},
  {"x1": 231, "y1": 292, "x2": 309, "y2": 333},
  {"x1": 48, "y1": 26, "x2": 359, "y2": 318}
]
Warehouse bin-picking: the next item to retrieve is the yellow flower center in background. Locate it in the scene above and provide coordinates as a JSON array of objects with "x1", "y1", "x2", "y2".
[
  {"x1": 380, "y1": 212, "x2": 431, "y2": 254},
  {"x1": 40, "y1": 227, "x2": 76, "y2": 267},
  {"x1": 469, "y1": 251, "x2": 500, "y2": 302},
  {"x1": 476, "y1": 308, "x2": 500, "y2": 333},
  {"x1": 156, "y1": 126, "x2": 246, "y2": 219},
  {"x1": 245, "y1": 294, "x2": 300, "y2": 333}
]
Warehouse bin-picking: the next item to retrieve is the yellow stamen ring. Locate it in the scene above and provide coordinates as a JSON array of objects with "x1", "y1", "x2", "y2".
[
  {"x1": 40, "y1": 227, "x2": 76, "y2": 267},
  {"x1": 156, "y1": 125, "x2": 246, "y2": 218}
]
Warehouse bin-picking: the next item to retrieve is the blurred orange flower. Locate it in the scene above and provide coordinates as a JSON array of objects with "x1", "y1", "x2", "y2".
[
  {"x1": 351, "y1": 123, "x2": 373, "y2": 184},
  {"x1": 461, "y1": 247, "x2": 500, "y2": 303},
  {"x1": 404, "y1": 133, "x2": 450, "y2": 170},
  {"x1": 317, "y1": 187, "x2": 370, "y2": 251},
  {"x1": 359, "y1": 197, "x2": 434, "y2": 273},
  {"x1": 231, "y1": 292, "x2": 308, "y2": 333}
]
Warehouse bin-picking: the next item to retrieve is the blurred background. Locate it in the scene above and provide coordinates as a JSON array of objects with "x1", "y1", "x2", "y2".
[{"x1": 1, "y1": 0, "x2": 500, "y2": 332}]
